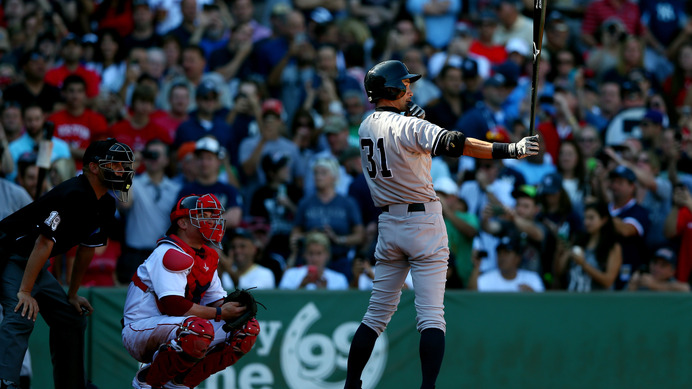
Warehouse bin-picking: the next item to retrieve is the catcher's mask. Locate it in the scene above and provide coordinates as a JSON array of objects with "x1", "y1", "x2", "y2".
[
  {"x1": 170, "y1": 194, "x2": 226, "y2": 247},
  {"x1": 83, "y1": 138, "x2": 135, "y2": 202}
]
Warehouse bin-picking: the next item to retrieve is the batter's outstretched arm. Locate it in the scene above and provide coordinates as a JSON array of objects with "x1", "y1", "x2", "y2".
[{"x1": 435, "y1": 131, "x2": 540, "y2": 160}]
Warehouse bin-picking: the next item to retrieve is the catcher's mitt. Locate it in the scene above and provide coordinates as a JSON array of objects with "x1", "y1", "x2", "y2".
[{"x1": 222, "y1": 287, "x2": 266, "y2": 332}]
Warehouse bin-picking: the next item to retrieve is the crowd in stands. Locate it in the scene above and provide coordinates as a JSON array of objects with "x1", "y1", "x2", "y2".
[{"x1": 0, "y1": 0, "x2": 691, "y2": 293}]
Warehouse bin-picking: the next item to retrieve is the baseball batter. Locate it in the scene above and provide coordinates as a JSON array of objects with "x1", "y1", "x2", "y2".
[
  {"x1": 344, "y1": 60, "x2": 539, "y2": 389},
  {"x1": 122, "y1": 194, "x2": 259, "y2": 389}
]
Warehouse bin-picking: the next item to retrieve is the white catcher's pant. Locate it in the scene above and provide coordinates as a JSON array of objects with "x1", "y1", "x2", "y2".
[
  {"x1": 122, "y1": 315, "x2": 230, "y2": 363},
  {"x1": 362, "y1": 201, "x2": 448, "y2": 335}
]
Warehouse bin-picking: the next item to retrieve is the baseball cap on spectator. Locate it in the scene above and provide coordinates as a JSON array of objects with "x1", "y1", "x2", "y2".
[
  {"x1": 476, "y1": 9, "x2": 498, "y2": 24},
  {"x1": 433, "y1": 176, "x2": 459, "y2": 196},
  {"x1": 0, "y1": 28, "x2": 10, "y2": 52},
  {"x1": 19, "y1": 49, "x2": 45, "y2": 67},
  {"x1": 505, "y1": 37, "x2": 529, "y2": 57},
  {"x1": 245, "y1": 217, "x2": 271, "y2": 236},
  {"x1": 538, "y1": 172, "x2": 563, "y2": 195},
  {"x1": 484, "y1": 73, "x2": 507, "y2": 88},
  {"x1": 261, "y1": 152, "x2": 290, "y2": 173},
  {"x1": 261, "y1": 99, "x2": 283, "y2": 118},
  {"x1": 620, "y1": 81, "x2": 641, "y2": 99},
  {"x1": 82, "y1": 33, "x2": 98, "y2": 45},
  {"x1": 512, "y1": 184, "x2": 537, "y2": 199},
  {"x1": 461, "y1": 58, "x2": 479, "y2": 79},
  {"x1": 496, "y1": 234, "x2": 521, "y2": 253},
  {"x1": 494, "y1": 61, "x2": 520, "y2": 87},
  {"x1": 62, "y1": 33, "x2": 81, "y2": 47},
  {"x1": 194, "y1": 136, "x2": 223, "y2": 158},
  {"x1": 322, "y1": 115, "x2": 348, "y2": 134},
  {"x1": 310, "y1": 7, "x2": 333, "y2": 24},
  {"x1": 176, "y1": 141, "x2": 197, "y2": 161},
  {"x1": 653, "y1": 247, "x2": 677, "y2": 267},
  {"x1": 609, "y1": 165, "x2": 636, "y2": 182},
  {"x1": 547, "y1": 11, "x2": 569, "y2": 31},
  {"x1": 196, "y1": 80, "x2": 219, "y2": 98},
  {"x1": 271, "y1": 3, "x2": 291, "y2": 17},
  {"x1": 642, "y1": 110, "x2": 664, "y2": 126},
  {"x1": 455, "y1": 22, "x2": 473, "y2": 37},
  {"x1": 230, "y1": 228, "x2": 255, "y2": 242}
]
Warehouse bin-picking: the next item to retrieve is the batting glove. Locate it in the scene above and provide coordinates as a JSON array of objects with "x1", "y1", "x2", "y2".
[
  {"x1": 405, "y1": 103, "x2": 426, "y2": 119},
  {"x1": 509, "y1": 135, "x2": 540, "y2": 159}
]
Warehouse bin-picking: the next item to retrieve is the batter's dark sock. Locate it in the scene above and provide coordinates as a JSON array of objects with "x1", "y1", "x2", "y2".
[
  {"x1": 419, "y1": 328, "x2": 445, "y2": 389},
  {"x1": 344, "y1": 324, "x2": 378, "y2": 389}
]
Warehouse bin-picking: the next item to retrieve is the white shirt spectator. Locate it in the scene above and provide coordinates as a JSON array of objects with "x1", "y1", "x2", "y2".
[
  {"x1": 477, "y1": 269, "x2": 545, "y2": 292},
  {"x1": 279, "y1": 266, "x2": 349, "y2": 290},
  {"x1": 221, "y1": 264, "x2": 276, "y2": 290}
]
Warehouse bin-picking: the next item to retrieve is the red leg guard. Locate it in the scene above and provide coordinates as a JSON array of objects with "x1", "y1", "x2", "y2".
[
  {"x1": 179, "y1": 319, "x2": 260, "y2": 388},
  {"x1": 145, "y1": 317, "x2": 215, "y2": 387}
]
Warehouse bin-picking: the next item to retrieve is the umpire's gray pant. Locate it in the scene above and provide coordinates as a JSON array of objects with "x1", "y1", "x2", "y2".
[
  {"x1": 0, "y1": 258, "x2": 87, "y2": 388},
  {"x1": 362, "y1": 201, "x2": 448, "y2": 335}
]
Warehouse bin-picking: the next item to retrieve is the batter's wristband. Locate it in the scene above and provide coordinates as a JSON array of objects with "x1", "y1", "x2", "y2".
[
  {"x1": 215, "y1": 307, "x2": 222, "y2": 322},
  {"x1": 492, "y1": 143, "x2": 516, "y2": 159}
]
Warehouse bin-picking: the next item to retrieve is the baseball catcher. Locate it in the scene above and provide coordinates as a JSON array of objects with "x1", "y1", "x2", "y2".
[{"x1": 122, "y1": 194, "x2": 260, "y2": 389}]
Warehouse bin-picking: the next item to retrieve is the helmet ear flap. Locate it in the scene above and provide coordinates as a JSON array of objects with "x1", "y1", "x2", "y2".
[{"x1": 383, "y1": 86, "x2": 405, "y2": 101}]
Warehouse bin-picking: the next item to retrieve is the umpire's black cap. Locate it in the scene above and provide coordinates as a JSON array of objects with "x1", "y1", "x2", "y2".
[{"x1": 83, "y1": 138, "x2": 118, "y2": 166}]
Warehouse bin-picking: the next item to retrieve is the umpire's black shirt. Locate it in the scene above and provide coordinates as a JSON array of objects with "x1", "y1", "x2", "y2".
[{"x1": 0, "y1": 174, "x2": 115, "y2": 259}]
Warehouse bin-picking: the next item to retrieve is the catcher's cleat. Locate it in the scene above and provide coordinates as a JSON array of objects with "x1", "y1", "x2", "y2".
[{"x1": 132, "y1": 364, "x2": 159, "y2": 389}]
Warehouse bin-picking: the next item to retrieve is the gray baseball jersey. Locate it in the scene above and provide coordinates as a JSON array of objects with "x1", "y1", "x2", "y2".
[{"x1": 358, "y1": 109, "x2": 447, "y2": 207}]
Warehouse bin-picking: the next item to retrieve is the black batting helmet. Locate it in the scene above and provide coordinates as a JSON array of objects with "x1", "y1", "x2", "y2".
[{"x1": 364, "y1": 60, "x2": 421, "y2": 103}]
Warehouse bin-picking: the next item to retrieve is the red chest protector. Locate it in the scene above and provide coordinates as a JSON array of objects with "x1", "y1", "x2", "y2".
[{"x1": 158, "y1": 235, "x2": 219, "y2": 304}]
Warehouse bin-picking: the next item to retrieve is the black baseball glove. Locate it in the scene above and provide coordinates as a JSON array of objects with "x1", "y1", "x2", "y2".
[{"x1": 221, "y1": 288, "x2": 266, "y2": 332}]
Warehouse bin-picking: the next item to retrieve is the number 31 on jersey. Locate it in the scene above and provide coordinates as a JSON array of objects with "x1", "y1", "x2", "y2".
[{"x1": 360, "y1": 138, "x2": 393, "y2": 179}]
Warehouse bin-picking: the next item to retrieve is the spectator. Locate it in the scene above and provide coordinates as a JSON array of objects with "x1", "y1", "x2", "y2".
[
  {"x1": 1, "y1": 102, "x2": 24, "y2": 143},
  {"x1": 107, "y1": 84, "x2": 172, "y2": 155},
  {"x1": 351, "y1": 253, "x2": 415, "y2": 291},
  {"x1": 219, "y1": 228, "x2": 276, "y2": 290},
  {"x1": 225, "y1": 78, "x2": 264, "y2": 167},
  {"x1": 557, "y1": 139, "x2": 590, "y2": 217},
  {"x1": 238, "y1": 99, "x2": 303, "y2": 196},
  {"x1": 48, "y1": 75, "x2": 109, "y2": 170},
  {"x1": 580, "y1": 0, "x2": 645, "y2": 48},
  {"x1": 208, "y1": 21, "x2": 253, "y2": 83},
  {"x1": 401, "y1": 47, "x2": 440, "y2": 109},
  {"x1": 604, "y1": 81, "x2": 647, "y2": 146},
  {"x1": 8, "y1": 104, "x2": 71, "y2": 182},
  {"x1": 584, "y1": 81, "x2": 621, "y2": 133},
  {"x1": 604, "y1": 165, "x2": 651, "y2": 289},
  {"x1": 178, "y1": 136, "x2": 243, "y2": 229},
  {"x1": 229, "y1": 0, "x2": 271, "y2": 43},
  {"x1": 492, "y1": 0, "x2": 532, "y2": 48},
  {"x1": 85, "y1": 29, "x2": 127, "y2": 94},
  {"x1": 167, "y1": 0, "x2": 199, "y2": 46},
  {"x1": 627, "y1": 247, "x2": 690, "y2": 291},
  {"x1": 435, "y1": 177, "x2": 479, "y2": 288},
  {"x1": 15, "y1": 152, "x2": 47, "y2": 200},
  {"x1": 469, "y1": 10, "x2": 507, "y2": 66},
  {"x1": 251, "y1": 9, "x2": 307, "y2": 78},
  {"x1": 248, "y1": 153, "x2": 303, "y2": 263},
  {"x1": 44, "y1": 33, "x2": 101, "y2": 99},
  {"x1": 555, "y1": 201, "x2": 622, "y2": 291},
  {"x1": 470, "y1": 235, "x2": 545, "y2": 292},
  {"x1": 348, "y1": 0, "x2": 400, "y2": 40},
  {"x1": 662, "y1": 41, "x2": 692, "y2": 115},
  {"x1": 123, "y1": 0, "x2": 163, "y2": 50},
  {"x1": 290, "y1": 157, "x2": 363, "y2": 279},
  {"x1": 406, "y1": 0, "x2": 460, "y2": 49},
  {"x1": 93, "y1": 0, "x2": 135, "y2": 37},
  {"x1": 158, "y1": 45, "x2": 231, "y2": 111},
  {"x1": 507, "y1": 133, "x2": 557, "y2": 186},
  {"x1": 664, "y1": 183, "x2": 692, "y2": 283},
  {"x1": 303, "y1": 115, "x2": 354, "y2": 196},
  {"x1": 455, "y1": 74, "x2": 512, "y2": 141},
  {"x1": 0, "y1": 176, "x2": 32, "y2": 220},
  {"x1": 3, "y1": 49, "x2": 62, "y2": 114},
  {"x1": 601, "y1": 35, "x2": 655, "y2": 88},
  {"x1": 152, "y1": 82, "x2": 190, "y2": 140},
  {"x1": 116, "y1": 139, "x2": 181, "y2": 284},
  {"x1": 279, "y1": 231, "x2": 349, "y2": 290},
  {"x1": 538, "y1": 172, "x2": 583, "y2": 245},
  {"x1": 174, "y1": 80, "x2": 233, "y2": 154}
]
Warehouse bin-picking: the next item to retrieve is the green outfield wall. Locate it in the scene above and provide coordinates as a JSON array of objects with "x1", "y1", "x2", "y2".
[{"x1": 28, "y1": 289, "x2": 692, "y2": 389}]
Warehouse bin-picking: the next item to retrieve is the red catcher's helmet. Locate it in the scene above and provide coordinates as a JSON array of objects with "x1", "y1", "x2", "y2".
[{"x1": 170, "y1": 194, "x2": 226, "y2": 247}]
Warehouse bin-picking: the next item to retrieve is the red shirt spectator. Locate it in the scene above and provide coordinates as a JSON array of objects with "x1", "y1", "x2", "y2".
[
  {"x1": 44, "y1": 34, "x2": 101, "y2": 98},
  {"x1": 581, "y1": 0, "x2": 645, "y2": 38},
  {"x1": 673, "y1": 206, "x2": 692, "y2": 283},
  {"x1": 108, "y1": 118, "x2": 172, "y2": 152}
]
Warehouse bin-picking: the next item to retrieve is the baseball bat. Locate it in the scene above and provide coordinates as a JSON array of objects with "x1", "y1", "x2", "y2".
[
  {"x1": 35, "y1": 121, "x2": 55, "y2": 199},
  {"x1": 528, "y1": 0, "x2": 548, "y2": 136}
]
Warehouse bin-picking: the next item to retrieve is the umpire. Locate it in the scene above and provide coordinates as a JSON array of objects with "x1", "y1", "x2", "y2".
[
  {"x1": 344, "y1": 60, "x2": 539, "y2": 389},
  {"x1": 0, "y1": 138, "x2": 134, "y2": 389}
]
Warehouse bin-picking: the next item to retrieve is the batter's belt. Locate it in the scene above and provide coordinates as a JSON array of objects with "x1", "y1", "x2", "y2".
[{"x1": 380, "y1": 202, "x2": 442, "y2": 216}]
